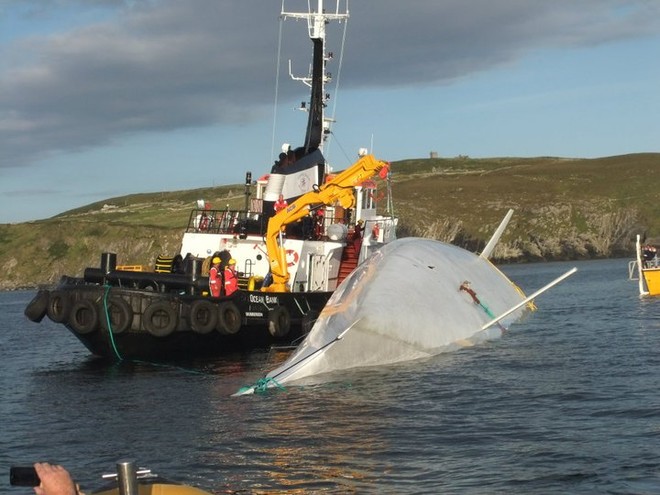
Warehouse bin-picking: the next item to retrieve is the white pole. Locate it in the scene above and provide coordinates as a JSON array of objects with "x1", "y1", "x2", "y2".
[
  {"x1": 636, "y1": 234, "x2": 648, "y2": 296},
  {"x1": 481, "y1": 267, "x2": 578, "y2": 330},
  {"x1": 480, "y1": 209, "x2": 513, "y2": 259}
]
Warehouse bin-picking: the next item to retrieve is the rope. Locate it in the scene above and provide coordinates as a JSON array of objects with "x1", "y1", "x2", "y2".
[
  {"x1": 237, "y1": 377, "x2": 285, "y2": 395},
  {"x1": 459, "y1": 281, "x2": 506, "y2": 331},
  {"x1": 103, "y1": 284, "x2": 124, "y2": 362},
  {"x1": 270, "y1": 14, "x2": 284, "y2": 161},
  {"x1": 236, "y1": 319, "x2": 359, "y2": 395},
  {"x1": 102, "y1": 285, "x2": 208, "y2": 375},
  {"x1": 324, "y1": 12, "x2": 349, "y2": 157}
]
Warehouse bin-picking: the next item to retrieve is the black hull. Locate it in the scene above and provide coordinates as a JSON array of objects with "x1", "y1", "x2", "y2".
[{"x1": 26, "y1": 280, "x2": 329, "y2": 361}]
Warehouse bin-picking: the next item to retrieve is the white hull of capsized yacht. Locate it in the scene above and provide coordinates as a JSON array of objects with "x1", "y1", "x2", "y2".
[{"x1": 240, "y1": 237, "x2": 531, "y2": 391}]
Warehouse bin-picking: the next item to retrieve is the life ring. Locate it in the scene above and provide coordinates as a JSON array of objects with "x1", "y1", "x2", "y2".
[
  {"x1": 25, "y1": 289, "x2": 50, "y2": 323},
  {"x1": 301, "y1": 309, "x2": 320, "y2": 335},
  {"x1": 142, "y1": 301, "x2": 177, "y2": 337},
  {"x1": 268, "y1": 306, "x2": 291, "y2": 338},
  {"x1": 46, "y1": 290, "x2": 71, "y2": 323},
  {"x1": 189, "y1": 299, "x2": 217, "y2": 334},
  {"x1": 100, "y1": 296, "x2": 133, "y2": 334},
  {"x1": 69, "y1": 299, "x2": 99, "y2": 335},
  {"x1": 371, "y1": 223, "x2": 380, "y2": 240},
  {"x1": 217, "y1": 301, "x2": 241, "y2": 335},
  {"x1": 286, "y1": 249, "x2": 299, "y2": 267}
]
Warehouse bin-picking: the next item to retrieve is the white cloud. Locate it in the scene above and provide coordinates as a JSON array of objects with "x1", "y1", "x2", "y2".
[{"x1": 1, "y1": 0, "x2": 659, "y2": 169}]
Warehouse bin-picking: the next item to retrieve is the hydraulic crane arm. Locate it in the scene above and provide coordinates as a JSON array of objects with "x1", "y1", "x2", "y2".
[{"x1": 262, "y1": 154, "x2": 390, "y2": 293}]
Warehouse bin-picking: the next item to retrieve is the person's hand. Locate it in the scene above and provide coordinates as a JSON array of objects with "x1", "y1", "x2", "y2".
[{"x1": 33, "y1": 463, "x2": 77, "y2": 495}]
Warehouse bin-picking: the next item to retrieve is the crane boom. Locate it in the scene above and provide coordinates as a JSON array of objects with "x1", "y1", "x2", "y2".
[{"x1": 262, "y1": 154, "x2": 390, "y2": 293}]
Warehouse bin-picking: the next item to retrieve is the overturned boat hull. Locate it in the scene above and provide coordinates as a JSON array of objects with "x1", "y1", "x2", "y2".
[{"x1": 237, "y1": 237, "x2": 534, "y2": 392}]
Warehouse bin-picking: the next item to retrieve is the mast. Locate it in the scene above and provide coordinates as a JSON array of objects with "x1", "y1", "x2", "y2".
[{"x1": 281, "y1": 0, "x2": 349, "y2": 154}]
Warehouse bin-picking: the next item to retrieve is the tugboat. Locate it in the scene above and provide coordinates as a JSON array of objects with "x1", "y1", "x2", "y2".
[{"x1": 24, "y1": 1, "x2": 397, "y2": 360}]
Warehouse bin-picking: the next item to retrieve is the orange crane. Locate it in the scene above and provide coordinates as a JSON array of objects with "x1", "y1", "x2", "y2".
[{"x1": 262, "y1": 154, "x2": 390, "y2": 293}]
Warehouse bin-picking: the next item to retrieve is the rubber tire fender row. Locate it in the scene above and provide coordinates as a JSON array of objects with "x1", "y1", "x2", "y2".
[
  {"x1": 217, "y1": 301, "x2": 242, "y2": 335},
  {"x1": 25, "y1": 289, "x2": 50, "y2": 322},
  {"x1": 99, "y1": 296, "x2": 133, "y2": 334},
  {"x1": 189, "y1": 299, "x2": 218, "y2": 334},
  {"x1": 142, "y1": 301, "x2": 178, "y2": 337},
  {"x1": 69, "y1": 299, "x2": 99, "y2": 335},
  {"x1": 46, "y1": 290, "x2": 72, "y2": 323},
  {"x1": 268, "y1": 306, "x2": 291, "y2": 338}
]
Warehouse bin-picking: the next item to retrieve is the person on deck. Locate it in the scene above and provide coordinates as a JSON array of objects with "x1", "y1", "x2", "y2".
[
  {"x1": 209, "y1": 257, "x2": 222, "y2": 297},
  {"x1": 224, "y1": 258, "x2": 239, "y2": 296},
  {"x1": 353, "y1": 219, "x2": 365, "y2": 251},
  {"x1": 274, "y1": 194, "x2": 288, "y2": 213},
  {"x1": 313, "y1": 209, "x2": 325, "y2": 239}
]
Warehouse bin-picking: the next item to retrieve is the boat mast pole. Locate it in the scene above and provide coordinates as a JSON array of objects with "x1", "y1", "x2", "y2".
[
  {"x1": 636, "y1": 234, "x2": 649, "y2": 295},
  {"x1": 281, "y1": 1, "x2": 349, "y2": 155}
]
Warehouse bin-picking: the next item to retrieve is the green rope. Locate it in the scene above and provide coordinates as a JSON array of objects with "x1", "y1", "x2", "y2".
[
  {"x1": 131, "y1": 359, "x2": 210, "y2": 375},
  {"x1": 102, "y1": 286, "x2": 215, "y2": 374},
  {"x1": 460, "y1": 281, "x2": 505, "y2": 331},
  {"x1": 478, "y1": 301, "x2": 496, "y2": 319},
  {"x1": 103, "y1": 284, "x2": 124, "y2": 362},
  {"x1": 238, "y1": 377, "x2": 286, "y2": 395}
]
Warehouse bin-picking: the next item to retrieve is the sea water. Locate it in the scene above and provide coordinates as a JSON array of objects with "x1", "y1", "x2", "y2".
[{"x1": 1, "y1": 258, "x2": 659, "y2": 494}]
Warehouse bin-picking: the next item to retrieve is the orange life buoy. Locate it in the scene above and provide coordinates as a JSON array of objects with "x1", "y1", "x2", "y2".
[{"x1": 285, "y1": 249, "x2": 299, "y2": 267}]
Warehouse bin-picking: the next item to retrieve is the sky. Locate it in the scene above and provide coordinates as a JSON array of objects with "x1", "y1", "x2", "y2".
[{"x1": 1, "y1": 0, "x2": 659, "y2": 224}]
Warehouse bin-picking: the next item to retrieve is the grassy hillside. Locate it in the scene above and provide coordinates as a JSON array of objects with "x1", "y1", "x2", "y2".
[
  {"x1": 1, "y1": 153, "x2": 658, "y2": 290},
  {"x1": 392, "y1": 153, "x2": 659, "y2": 259}
]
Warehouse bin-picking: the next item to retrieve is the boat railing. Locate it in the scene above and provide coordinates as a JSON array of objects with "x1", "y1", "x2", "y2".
[
  {"x1": 628, "y1": 259, "x2": 639, "y2": 281},
  {"x1": 186, "y1": 208, "x2": 268, "y2": 236},
  {"x1": 643, "y1": 257, "x2": 660, "y2": 269},
  {"x1": 185, "y1": 206, "x2": 378, "y2": 242}
]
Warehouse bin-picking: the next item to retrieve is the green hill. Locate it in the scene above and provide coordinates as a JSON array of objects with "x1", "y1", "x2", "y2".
[{"x1": 1, "y1": 153, "x2": 658, "y2": 290}]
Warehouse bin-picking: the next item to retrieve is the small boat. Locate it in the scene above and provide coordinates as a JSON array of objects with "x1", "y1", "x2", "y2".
[
  {"x1": 10, "y1": 461, "x2": 212, "y2": 495},
  {"x1": 91, "y1": 462, "x2": 212, "y2": 495},
  {"x1": 629, "y1": 234, "x2": 660, "y2": 296},
  {"x1": 24, "y1": 1, "x2": 397, "y2": 360}
]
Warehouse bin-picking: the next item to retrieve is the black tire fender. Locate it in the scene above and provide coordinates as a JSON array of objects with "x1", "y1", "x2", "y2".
[
  {"x1": 25, "y1": 289, "x2": 50, "y2": 322},
  {"x1": 46, "y1": 290, "x2": 71, "y2": 323},
  {"x1": 189, "y1": 299, "x2": 218, "y2": 334},
  {"x1": 268, "y1": 306, "x2": 291, "y2": 338},
  {"x1": 217, "y1": 301, "x2": 242, "y2": 335},
  {"x1": 100, "y1": 296, "x2": 133, "y2": 334},
  {"x1": 142, "y1": 301, "x2": 177, "y2": 337},
  {"x1": 69, "y1": 299, "x2": 99, "y2": 335}
]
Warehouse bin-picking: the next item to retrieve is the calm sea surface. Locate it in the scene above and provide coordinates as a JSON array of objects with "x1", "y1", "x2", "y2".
[{"x1": 2, "y1": 258, "x2": 659, "y2": 494}]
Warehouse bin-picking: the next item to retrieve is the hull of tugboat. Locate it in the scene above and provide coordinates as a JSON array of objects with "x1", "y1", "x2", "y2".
[{"x1": 25, "y1": 277, "x2": 331, "y2": 361}]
